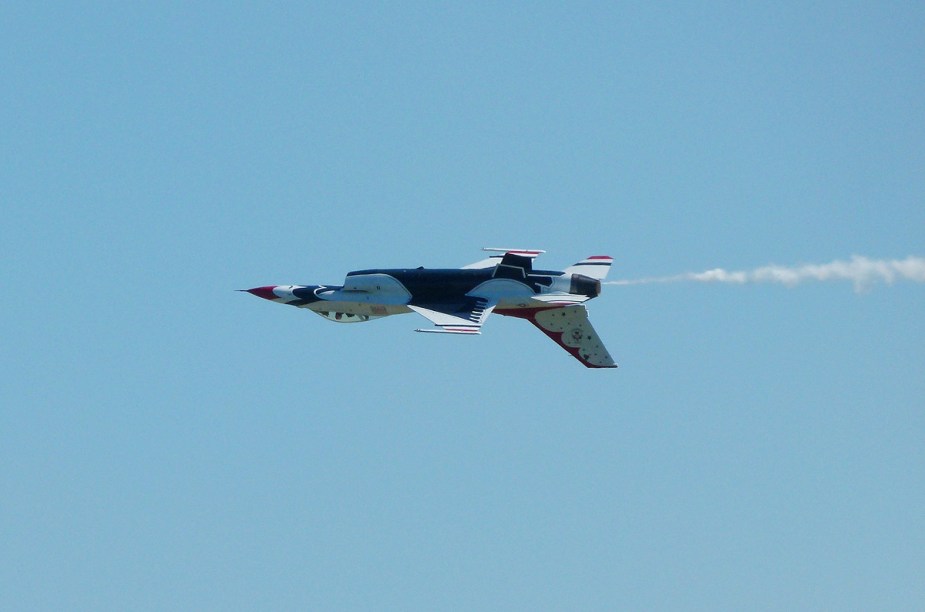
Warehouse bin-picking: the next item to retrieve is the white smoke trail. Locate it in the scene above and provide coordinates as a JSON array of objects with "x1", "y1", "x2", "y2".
[{"x1": 606, "y1": 256, "x2": 925, "y2": 292}]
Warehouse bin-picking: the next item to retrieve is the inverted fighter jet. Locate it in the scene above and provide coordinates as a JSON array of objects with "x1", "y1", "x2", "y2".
[{"x1": 243, "y1": 248, "x2": 617, "y2": 368}]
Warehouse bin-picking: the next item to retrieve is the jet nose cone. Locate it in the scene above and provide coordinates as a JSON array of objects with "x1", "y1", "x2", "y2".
[{"x1": 242, "y1": 286, "x2": 279, "y2": 301}]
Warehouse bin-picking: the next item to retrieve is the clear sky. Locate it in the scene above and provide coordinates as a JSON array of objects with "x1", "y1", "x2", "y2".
[{"x1": 2, "y1": 2, "x2": 923, "y2": 610}]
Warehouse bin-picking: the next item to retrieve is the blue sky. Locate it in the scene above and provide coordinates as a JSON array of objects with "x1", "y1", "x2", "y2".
[{"x1": 2, "y1": 2, "x2": 923, "y2": 609}]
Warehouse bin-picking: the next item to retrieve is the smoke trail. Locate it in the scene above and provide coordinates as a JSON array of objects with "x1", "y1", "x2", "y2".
[{"x1": 606, "y1": 256, "x2": 925, "y2": 292}]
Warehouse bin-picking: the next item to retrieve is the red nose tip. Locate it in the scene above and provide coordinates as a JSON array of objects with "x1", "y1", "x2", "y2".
[{"x1": 244, "y1": 286, "x2": 278, "y2": 301}]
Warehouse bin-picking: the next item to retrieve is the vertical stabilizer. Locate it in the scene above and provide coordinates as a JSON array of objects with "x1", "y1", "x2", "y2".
[{"x1": 563, "y1": 256, "x2": 613, "y2": 280}]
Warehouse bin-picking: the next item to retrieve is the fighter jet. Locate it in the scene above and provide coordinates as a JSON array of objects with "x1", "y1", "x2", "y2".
[{"x1": 243, "y1": 248, "x2": 617, "y2": 368}]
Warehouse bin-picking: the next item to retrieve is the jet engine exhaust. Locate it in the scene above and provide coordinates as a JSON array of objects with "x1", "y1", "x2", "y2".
[{"x1": 570, "y1": 274, "x2": 602, "y2": 298}]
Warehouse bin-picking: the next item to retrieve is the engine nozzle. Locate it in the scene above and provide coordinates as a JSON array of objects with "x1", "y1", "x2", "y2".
[{"x1": 570, "y1": 274, "x2": 601, "y2": 298}]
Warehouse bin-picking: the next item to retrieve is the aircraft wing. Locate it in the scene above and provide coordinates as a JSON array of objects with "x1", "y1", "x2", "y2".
[
  {"x1": 501, "y1": 305, "x2": 617, "y2": 368},
  {"x1": 461, "y1": 248, "x2": 545, "y2": 269},
  {"x1": 411, "y1": 298, "x2": 496, "y2": 335}
]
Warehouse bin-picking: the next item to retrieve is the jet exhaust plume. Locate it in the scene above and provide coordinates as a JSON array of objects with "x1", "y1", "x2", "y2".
[{"x1": 606, "y1": 256, "x2": 925, "y2": 292}]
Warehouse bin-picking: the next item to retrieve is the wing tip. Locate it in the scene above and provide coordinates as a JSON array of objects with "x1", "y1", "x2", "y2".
[
  {"x1": 481, "y1": 247, "x2": 545, "y2": 256},
  {"x1": 415, "y1": 327, "x2": 482, "y2": 335}
]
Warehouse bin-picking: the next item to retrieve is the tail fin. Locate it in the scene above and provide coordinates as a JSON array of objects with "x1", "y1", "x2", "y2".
[{"x1": 563, "y1": 256, "x2": 613, "y2": 280}]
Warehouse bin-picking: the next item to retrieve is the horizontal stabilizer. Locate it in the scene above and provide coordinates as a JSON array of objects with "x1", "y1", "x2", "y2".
[{"x1": 529, "y1": 294, "x2": 590, "y2": 305}]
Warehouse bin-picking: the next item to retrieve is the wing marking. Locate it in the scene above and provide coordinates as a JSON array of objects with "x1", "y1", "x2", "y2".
[{"x1": 497, "y1": 305, "x2": 617, "y2": 368}]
